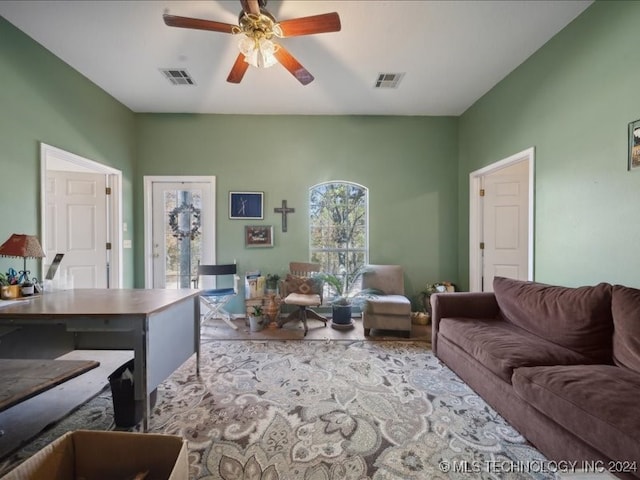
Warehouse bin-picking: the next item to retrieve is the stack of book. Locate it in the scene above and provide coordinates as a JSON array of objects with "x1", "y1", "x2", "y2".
[{"x1": 245, "y1": 271, "x2": 265, "y2": 299}]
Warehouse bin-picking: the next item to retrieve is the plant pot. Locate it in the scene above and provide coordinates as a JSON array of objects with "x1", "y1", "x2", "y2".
[
  {"x1": 1, "y1": 285, "x2": 21, "y2": 300},
  {"x1": 331, "y1": 304, "x2": 353, "y2": 329},
  {"x1": 249, "y1": 316, "x2": 264, "y2": 332}
]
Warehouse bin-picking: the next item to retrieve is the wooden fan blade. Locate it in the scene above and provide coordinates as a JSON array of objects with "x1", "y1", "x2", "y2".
[
  {"x1": 278, "y1": 12, "x2": 341, "y2": 37},
  {"x1": 274, "y1": 46, "x2": 314, "y2": 85},
  {"x1": 163, "y1": 14, "x2": 236, "y2": 34},
  {"x1": 240, "y1": 0, "x2": 260, "y2": 15},
  {"x1": 227, "y1": 54, "x2": 250, "y2": 84}
]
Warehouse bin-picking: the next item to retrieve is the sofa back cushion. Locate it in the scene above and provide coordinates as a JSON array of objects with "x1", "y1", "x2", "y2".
[
  {"x1": 493, "y1": 277, "x2": 613, "y2": 362},
  {"x1": 611, "y1": 285, "x2": 640, "y2": 373}
]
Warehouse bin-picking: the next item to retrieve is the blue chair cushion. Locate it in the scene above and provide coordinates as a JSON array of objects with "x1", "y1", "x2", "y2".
[{"x1": 202, "y1": 288, "x2": 236, "y2": 297}]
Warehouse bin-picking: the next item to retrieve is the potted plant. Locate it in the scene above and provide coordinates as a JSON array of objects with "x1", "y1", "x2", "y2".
[
  {"x1": 248, "y1": 305, "x2": 264, "y2": 332},
  {"x1": 0, "y1": 272, "x2": 8, "y2": 299},
  {"x1": 420, "y1": 281, "x2": 455, "y2": 315},
  {"x1": 316, "y1": 269, "x2": 379, "y2": 328},
  {"x1": 265, "y1": 273, "x2": 281, "y2": 295},
  {"x1": 0, "y1": 272, "x2": 20, "y2": 300}
]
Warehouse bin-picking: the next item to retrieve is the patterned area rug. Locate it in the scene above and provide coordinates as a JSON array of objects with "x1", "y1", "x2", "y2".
[{"x1": 0, "y1": 340, "x2": 550, "y2": 479}]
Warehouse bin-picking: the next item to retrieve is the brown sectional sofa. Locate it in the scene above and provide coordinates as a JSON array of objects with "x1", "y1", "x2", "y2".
[{"x1": 431, "y1": 276, "x2": 640, "y2": 478}]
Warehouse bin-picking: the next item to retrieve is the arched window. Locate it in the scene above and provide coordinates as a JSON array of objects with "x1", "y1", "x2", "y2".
[{"x1": 309, "y1": 181, "x2": 368, "y2": 295}]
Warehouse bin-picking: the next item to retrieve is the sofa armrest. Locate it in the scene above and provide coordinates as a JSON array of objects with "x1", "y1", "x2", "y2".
[{"x1": 431, "y1": 292, "x2": 499, "y2": 354}]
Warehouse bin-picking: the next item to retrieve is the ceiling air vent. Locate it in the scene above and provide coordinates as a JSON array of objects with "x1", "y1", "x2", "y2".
[
  {"x1": 161, "y1": 69, "x2": 195, "y2": 86},
  {"x1": 374, "y1": 72, "x2": 405, "y2": 89}
]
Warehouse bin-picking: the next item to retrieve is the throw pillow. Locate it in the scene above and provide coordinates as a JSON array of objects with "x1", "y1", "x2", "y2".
[
  {"x1": 285, "y1": 274, "x2": 322, "y2": 295},
  {"x1": 493, "y1": 276, "x2": 613, "y2": 362},
  {"x1": 611, "y1": 285, "x2": 640, "y2": 373}
]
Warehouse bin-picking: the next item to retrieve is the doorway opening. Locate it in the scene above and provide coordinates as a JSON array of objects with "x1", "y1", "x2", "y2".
[
  {"x1": 469, "y1": 147, "x2": 534, "y2": 292},
  {"x1": 40, "y1": 143, "x2": 122, "y2": 288}
]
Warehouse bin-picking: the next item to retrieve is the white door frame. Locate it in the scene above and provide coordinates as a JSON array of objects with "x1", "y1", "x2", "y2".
[
  {"x1": 469, "y1": 147, "x2": 535, "y2": 292},
  {"x1": 40, "y1": 143, "x2": 123, "y2": 288},
  {"x1": 143, "y1": 176, "x2": 216, "y2": 288}
]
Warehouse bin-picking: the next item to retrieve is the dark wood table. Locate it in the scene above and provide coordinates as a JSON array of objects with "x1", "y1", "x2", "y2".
[{"x1": 0, "y1": 359, "x2": 99, "y2": 412}]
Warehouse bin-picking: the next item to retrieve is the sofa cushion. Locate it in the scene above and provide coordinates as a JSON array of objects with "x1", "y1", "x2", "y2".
[
  {"x1": 612, "y1": 285, "x2": 640, "y2": 374},
  {"x1": 364, "y1": 295, "x2": 411, "y2": 316},
  {"x1": 438, "y1": 317, "x2": 594, "y2": 383},
  {"x1": 493, "y1": 277, "x2": 613, "y2": 362},
  {"x1": 513, "y1": 364, "x2": 640, "y2": 464}
]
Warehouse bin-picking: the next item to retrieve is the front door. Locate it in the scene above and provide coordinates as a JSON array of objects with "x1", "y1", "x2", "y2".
[{"x1": 145, "y1": 177, "x2": 215, "y2": 288}]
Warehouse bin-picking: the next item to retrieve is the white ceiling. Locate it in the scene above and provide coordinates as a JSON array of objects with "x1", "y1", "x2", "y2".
[{"x1": 0, "y1": 0, "x2": 592, "y2": 116}]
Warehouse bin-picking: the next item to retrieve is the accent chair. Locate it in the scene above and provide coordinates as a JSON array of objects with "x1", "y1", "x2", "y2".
[{"x1": 362, "y1": 264, "x2": 412, "y2": 337}]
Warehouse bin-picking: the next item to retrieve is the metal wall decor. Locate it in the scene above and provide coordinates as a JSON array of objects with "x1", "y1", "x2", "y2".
[{"x1": 274, "y1": 199, "x2": 295, "y2": 232}]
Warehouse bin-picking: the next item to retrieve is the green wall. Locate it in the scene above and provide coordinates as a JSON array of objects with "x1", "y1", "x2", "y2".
[
  {"x1": 5, "y1": 0, "x2": 635, "y2": 303},
  {"x1": 0, "y1": 17, "x2": 137, "y2": 285},
  {"x1": 0, "y1": 15, "x2": 459, "y2": 306},
  {"x1": 135, "y1": 114, "x2": 459, "y2": 311},
  {"x1": 458, "y1": 0, "x2": 640, "y2": 289}
]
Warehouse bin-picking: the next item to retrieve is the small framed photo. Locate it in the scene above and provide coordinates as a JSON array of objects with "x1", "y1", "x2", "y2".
[
  {"x1": 629, "y1": 119, "x2": 640, "y2": 171},
  {"x1": 245, "y1": 225, "x2": 274, "y2": 248},
  {"x1": 229, "y1": 192, "x2": 264, "y2": 219}
]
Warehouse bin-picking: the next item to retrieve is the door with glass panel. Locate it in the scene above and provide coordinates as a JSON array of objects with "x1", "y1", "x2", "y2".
[{"x1": 145, "y1": 177, "x2": 215, "y2": 289}]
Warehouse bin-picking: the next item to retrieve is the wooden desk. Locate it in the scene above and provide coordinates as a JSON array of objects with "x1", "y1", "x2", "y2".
[{"x1": 0, "y1": 289, "x2": 201, "y2": 431}]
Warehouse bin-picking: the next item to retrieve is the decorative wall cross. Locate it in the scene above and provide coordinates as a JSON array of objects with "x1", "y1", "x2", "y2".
[{"x1": 274, "y1": 200, "x2": 295, "y2": 232}]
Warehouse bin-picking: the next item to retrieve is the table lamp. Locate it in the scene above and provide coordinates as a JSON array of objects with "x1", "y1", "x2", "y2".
[{"x1": 0, "y1": 233, "x2": 45, "y2": 283}]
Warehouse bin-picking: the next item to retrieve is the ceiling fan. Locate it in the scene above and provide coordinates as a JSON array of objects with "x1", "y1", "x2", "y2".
[{"x1": 163, "y1": 0, "x2": 341, "y2": 85}]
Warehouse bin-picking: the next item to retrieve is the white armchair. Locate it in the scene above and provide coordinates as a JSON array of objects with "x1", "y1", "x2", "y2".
[{"x1": 361, "y1": 264, "x2": 412, "y2": 337}]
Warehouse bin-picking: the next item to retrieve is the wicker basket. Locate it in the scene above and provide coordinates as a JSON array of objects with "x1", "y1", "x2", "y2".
[{"x1": 411, "y1": 311, "x2": 430, "y2": 326}]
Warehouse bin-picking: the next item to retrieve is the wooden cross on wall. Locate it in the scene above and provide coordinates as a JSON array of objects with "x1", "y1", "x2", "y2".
[{"x1": 274, "y1": 200, "x2": 295, "y2": 232}]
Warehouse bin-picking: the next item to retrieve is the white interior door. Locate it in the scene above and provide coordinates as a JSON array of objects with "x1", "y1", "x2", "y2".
[
  {"x1": 481, "y1": 161, "x2": 529, "y2": 291},
  {"x1": 46, "y1": 170, "x2": 108, "y2": 288},
  {"x1": 145, "y1": 177, "x2": 215, "y2": 289},
  {"x1": 41, "y1": 143, "x2": 123, "y2": 289},
  {"x1": 469, "y1": 147, "x2": 534, "y2": 292}
]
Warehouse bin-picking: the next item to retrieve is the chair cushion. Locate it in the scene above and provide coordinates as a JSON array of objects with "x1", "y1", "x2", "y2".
[
  {"x1": 512, "y1": 364, "x2": 640, "y2": 463},
  {"x1": 611, "y1": 284, "x2": 640, "y2": 373},
  {"x1": 202, "y1": 288, "x2": 236, "y2": 297},
  {"x1": 493, "y1": 276, "x2": 613, "y2": 362},
  {"x1": 364, "y1": 295, "x2": 411, "y2": 316},
  {"x1": 284, "y1": 293, "x2": 321, "y2": 307},
  {"x1": 284, "y1": 274, "x2": 322, "y2": 295}
]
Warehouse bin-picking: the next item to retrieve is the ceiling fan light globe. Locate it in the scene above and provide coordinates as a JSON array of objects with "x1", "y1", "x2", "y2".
[
  {"x1": 238, "y1": 36, "x2": 277, "y2": 68},
  {"x1": 238, "y1": 36, "x2": 255, "y2": 56},
  {"x1": 257, "y1": 38, "x2": 278, "y2": 68}
]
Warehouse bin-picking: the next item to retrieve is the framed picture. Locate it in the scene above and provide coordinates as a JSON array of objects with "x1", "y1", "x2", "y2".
[
  {"x1": 629, "y1": 119, "x2": 640, "y2": 171},
  {"x1": 245, "y1": 225, "x2": 274, "y2": 248},
  {"x1": 229, "y1": 192, "x2": 264, "y2": 219}
]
